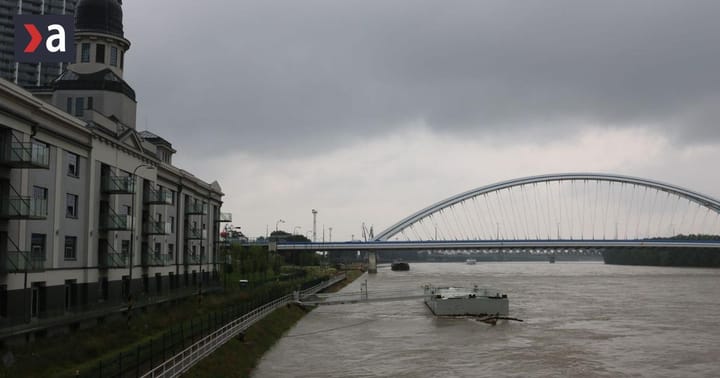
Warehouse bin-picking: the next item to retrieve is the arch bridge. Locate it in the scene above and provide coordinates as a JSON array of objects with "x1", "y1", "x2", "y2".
[{"x1": 276, "y1": 173, "x2": 720, "y2": 272}]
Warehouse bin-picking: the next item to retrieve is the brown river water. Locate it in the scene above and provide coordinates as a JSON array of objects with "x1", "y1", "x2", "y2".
[{"x1": 252, "y1": 262, "x2": 720, "y2": 377}]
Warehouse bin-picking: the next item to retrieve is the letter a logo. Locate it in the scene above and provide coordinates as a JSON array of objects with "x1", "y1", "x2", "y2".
[{"x1": 14, "y1": 15, "x2": 74, "y2": 63}]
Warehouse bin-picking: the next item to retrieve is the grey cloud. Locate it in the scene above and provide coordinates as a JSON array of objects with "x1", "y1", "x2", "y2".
[{"x1": 122, "y1": 0, "x2": 720, "y2": 157}]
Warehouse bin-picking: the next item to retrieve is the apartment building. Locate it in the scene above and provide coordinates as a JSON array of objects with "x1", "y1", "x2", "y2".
[{"x1": 0, "y1": 0, "x2": 226, "y2": 328}]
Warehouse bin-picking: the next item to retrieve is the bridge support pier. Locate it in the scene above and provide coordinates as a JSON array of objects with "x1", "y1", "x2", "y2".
[{"x1": 368, "y1": 250, "x2": 377, "y2": 274}]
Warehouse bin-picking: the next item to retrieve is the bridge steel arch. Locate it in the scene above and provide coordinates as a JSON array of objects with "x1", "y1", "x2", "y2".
[{"x1": 374, "y1": 173, "x2": 720, "y2": 241}]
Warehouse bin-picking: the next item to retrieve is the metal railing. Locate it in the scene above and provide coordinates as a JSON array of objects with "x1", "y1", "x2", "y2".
[
  {"x1": 0, "y1": 135, "x2": 50, "y2": 168},
  {"x1": 98, "y1": 240, "x2": 128, "y2": 268},
  {"x1": 100, "y1": 206, "x2": 131, "y2": 231},
  {"x1": 101, "y1": 175, "x2": 135, "y2": 194},
  {"x1": 144, "y1": 221, "x2": 172, "y2": 235},
  {"x1": 184, "y1": 228, "x2": 206, "y2": 240},
  {"x1": 185, "y1": 202, "x2": 207, "y2": 215},
  {"x1": 183, "y1": 253, "x2": 204, "y2": 265},
  {"x1": 0, "y1": 196, "x2": 48, "y2": 219},
  {"x1": 145, "y1": 188, "x2": 173, "y2": 205},
  {"x1": 3, "y1": 251, "x2": 46, "y2": 273},
  {"x1": 141, "y1": 274, "x2": 346, "y2": 378},
  {"x1": 142, "y1": 252, "x2": 171, "y2": 267}
]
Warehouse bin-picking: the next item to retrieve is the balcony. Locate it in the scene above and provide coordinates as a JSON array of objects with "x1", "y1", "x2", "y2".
[
  {"x1": 2, "y1": 251, "x2": 45, "y2": 273},
  {"x1": 145, "y1": 188, "x2": 173, "y2": 205},
  {"x1": 219, "y1": 212, "x2": 232, "y2": 222},
  {"x1": 185, "y1": 202, "x2": 207, "y2": 215},
  {"x1": 184, "y1": 253, "x2": 205, "y2": 265},
  {"x1": 0, "y1": 196, "x2": 48, "y2": 219},
  {"x1": 101, "y1": 175, "x2": 135, "y2": 194},
  {"x1": 142, "y1": 251, "x2": 171, "y2": 267},
  {"x1": 144, "y1": 221, "x2": 172, "y2": 235},
  {"x1": 98, "y1": 251, "x2": 128, "y2": 268},
  {"x1": 100, "y1": 213, "x2": 132, "y2": 231},
  {"x1": 0, "y1": 142, "x2": 50, "y2": 169},
  {"x1": 185, "y1": 228, "x2": 207, "y2": 240}
]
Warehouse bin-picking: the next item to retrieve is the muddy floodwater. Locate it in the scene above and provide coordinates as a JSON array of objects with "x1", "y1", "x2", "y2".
[{"x1": 252, "y1": 262, "x2": 720, "y2": 377}]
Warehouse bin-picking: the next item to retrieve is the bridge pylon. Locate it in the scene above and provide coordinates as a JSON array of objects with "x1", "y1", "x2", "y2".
[{"x1": 368, "y1": 250, "x2": 377, "y2": 274}]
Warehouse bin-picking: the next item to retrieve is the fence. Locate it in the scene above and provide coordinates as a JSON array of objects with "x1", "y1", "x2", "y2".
[{"x1": 79, "y1": 274, "x2": 346, "y2": 378}]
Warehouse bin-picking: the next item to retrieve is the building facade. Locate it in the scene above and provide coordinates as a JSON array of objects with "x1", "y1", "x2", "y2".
[
  {"x1": 0, "y1": 0, "x2": 78, "y2": 88},
  {"x1": 0, "y1": 0, "x2": 226, "y2": 328}
]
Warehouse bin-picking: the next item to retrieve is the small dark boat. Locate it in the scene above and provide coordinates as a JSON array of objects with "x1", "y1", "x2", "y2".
[{"x1": 391, "y1": 261, "x2": 410, "y2": 271}]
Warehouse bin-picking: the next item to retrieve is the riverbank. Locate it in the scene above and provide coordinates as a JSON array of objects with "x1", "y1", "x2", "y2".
[{"x1": 185, "y1": 269, "x2": 364, "y2": 377}]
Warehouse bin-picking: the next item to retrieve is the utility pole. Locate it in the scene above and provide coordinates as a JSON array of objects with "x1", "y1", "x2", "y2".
[{"x1": 328, "y1": 227, "x2": 332, "y2": 242}]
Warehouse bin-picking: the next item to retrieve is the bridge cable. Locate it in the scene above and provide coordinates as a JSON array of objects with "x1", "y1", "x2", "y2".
[
  {"x1": 635, "y1": 186, "x2": 648, "y2": 239},
  {"x1": 485, "y1": 193, "x2": 500, "y2": 240},
  {"x1": 603, "y1": 180, "x2": 612, "y2": 240},
  {"x1": 450, "y1": 204, "x2": 468, "y2": 240},
  {"x1": 507, "y1": 186, "x2": 524, "y2": 240},
  {"x1": 531, "y1": 183, "x2": 541, "y2": 240},
  {"x1": 470, "y1": 196, "x2": 489, "y2": 240},
  {"x1": 462, "y1": 198, "x2": 480, "y2": 240}
]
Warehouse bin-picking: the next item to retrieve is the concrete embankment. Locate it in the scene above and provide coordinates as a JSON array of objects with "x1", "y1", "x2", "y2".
[{"x1": 185, "y1": 270, "x2": 364, "y2": 378}]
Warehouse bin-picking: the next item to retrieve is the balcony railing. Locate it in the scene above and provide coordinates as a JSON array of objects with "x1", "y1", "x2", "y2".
[
  {"x1": 185, "y1": 202, "x2": 207, "y2": 215},
  {"x1": 98, "y1": 240, "x2": 128, "y2": 268},
  {"x1": 184, "y1": 253, "x2": 205, "y2": 265},
  {"x1": 101, "y1": 175, "x2": 135, "y2": 194},
  {"x1": 219, "y1": 212, "x2": 232, "y2": 222},
  {"x1": 100, "y1": 213, "x2": 132, "y2": 231},
  {"x1": 142, "y1": 252, "x2": 171, "y2": 267},
  {"x1": 2, "y1": 251, "x2": 45, "y2": 273},
  {"x1": 0, "y1": 142, "x2": 50, "y2": 169},
  {"x1": 144, "y1": 221, "x2": 172, "y2": 235},
  {"x1": 145, "y1": 188, "x2": 173, "y2": 205},
  {"x1": 0, "y1": 196, "x2": 48, "y2": 219},
  {"x1": 185, "y1": 228, "x2": 206, "y2": 240}
]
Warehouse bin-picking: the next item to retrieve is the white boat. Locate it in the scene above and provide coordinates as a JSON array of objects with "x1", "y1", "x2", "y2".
[
  {"x1": 424, "y1": 285, "x2": 509, "y2": 316},
  {"x1": 466, "y1": 258, "x2": 477, "y2": 265}
]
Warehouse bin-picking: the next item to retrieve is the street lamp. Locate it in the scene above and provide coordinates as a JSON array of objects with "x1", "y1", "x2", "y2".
[
  {"x1": 128, "y1": 164, "x2": 154, "y2": 303},
  {"x1": 275, "y1": 219, "x2": 285, "y2": 232},
  {"x1": 312, "y1": 209, "x2": 318, "y2": 242}
]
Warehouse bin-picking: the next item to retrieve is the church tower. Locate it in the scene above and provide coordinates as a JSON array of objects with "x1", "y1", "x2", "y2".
[{"x1": 50, "y1": 0, "x2": 137, "y2": 129}]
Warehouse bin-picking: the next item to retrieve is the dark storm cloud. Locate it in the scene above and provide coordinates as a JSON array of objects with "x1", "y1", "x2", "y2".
[{"x1": 122, "y1": 0, "x2": 720, "y2": 156}]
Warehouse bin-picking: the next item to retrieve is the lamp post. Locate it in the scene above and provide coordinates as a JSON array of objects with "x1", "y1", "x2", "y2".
[
  {"x1": 275, "y1": 219, "x2": 285, "y2": 232},
  {"x1": 328, "y1": 227, "x2": 332, "y2": 242},
  {"x1": 128, "y1": 164, "x2": 154, "y2": 304},
  {"x1": 312, "y1": 209, "x2": 318, "y2": 242},
  {"x1": 293, "y1": 226, "x2": 301, "y2": 235}
]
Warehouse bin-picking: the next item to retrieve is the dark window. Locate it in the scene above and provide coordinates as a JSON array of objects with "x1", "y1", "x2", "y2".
[
  {"x1": 81, "y1": 43, "x2": 90, "y2": 62},
  {"x1": 64, "y1": 236, "x2": 77, "y2": 260},
  {"x1": 0, "y1": 285, "x2": 7, "y2": 318},
  {"x1": 66, "y1": 193, "x2": 78, "y2": 218},
  {"x1": 168, "y1": 244, "x2": 174, "y2": 260},
  {"x1": 110, "y1": 46, "x2": 118, "y2": 66},
  {"x1": 31, "y1": 234, "x2": 46, "y2": 260},
  {"x1": 32, "y1": 186, "x2": 48, "y2": 201},
  {"x1": 87, "y1": 96, "x2": 93, "y2": 110},
  {"x1": 75, "y1": 97, "x2": 84, "y2": 117},
  {"x1": 154, "y1": 242, "x2": 161, "y2": 257},
  {"x1": 95, "y1": 44, "x2": 105, "y2": 63},
  {"x1": 67, "y1": 152, "x2": 79, "y2": 177},
  {"x1": 66, "y1": 97, "x2": 72, "y2": 113},
  {"x1": 170, "y1": 216, "x2": 175, "y2": 233},
  {"x1": 155, "y1": 273, "x2": 162, "y2": 294},
  {"x1": 121, "y1": 240, "x2": 130, "y2": 257}
]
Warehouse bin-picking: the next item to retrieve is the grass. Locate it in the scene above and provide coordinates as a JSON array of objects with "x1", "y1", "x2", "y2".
[
  {"x1": 183, "y1": 267, "x2": 364, "y2": 377},
  {"x1": 0, "y1": 266, "x2": 339, "y2": 378}
]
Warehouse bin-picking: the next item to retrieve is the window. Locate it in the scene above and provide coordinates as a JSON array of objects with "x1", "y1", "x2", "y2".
[
  {"x1": 31, "y1": 234, "x2": 46, "y2": 260},
  {"x1": 154, "y1": 242, "x2": 161, "y2": 257},
  {"x1": 64, "y1": 236, "x2": 77, "y2": 260},
  {"x1": 32, "y1": 186, "x2": 48, "y2": 201},
  {"x1": 110, "y1": 46, "x2": 118, "y2": 66},
  {"x1": 120, "y1": 51, "x2": 124, "y2": 69},
  {"x1": 81, "y1": 43, "x2": 90, "y2": 62},
  {"x1": 123, "y1": 205, "x2": 132, "y2": 216},
  {"x1": 170, "y1": 190, "x2": 176, "y2": 205},
  {"x1": 121, "y1": 240, "x2": 130, "y2": 257},
  {"x1": 168, "y1": 244, "x2": 174, "y2": 260},
  {"x1": 87, "y1": 96, "x2": 93, "y2": 110},
  {"x1": 66, "y1": 97, "x2": 72, "y2": 113},
  {"x1": 66, "y1": 193, "x2": 78, "y2": 218},
  {"x1": 95, "y1": 44, "x2": 105, "y2": 63},
  {"x1": 67, "y1": 152, "x2": 79, "y2": 177},
  {"x1": 75, "y1": 97, "x2": 84, "y2": 117},
  {"x1": 169, "y1": 216, "x2": 175, "y2": 233}
]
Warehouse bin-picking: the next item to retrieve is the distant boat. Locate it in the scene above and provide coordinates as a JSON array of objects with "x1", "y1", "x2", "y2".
[
  {"x1": 466, "y1": 259, "x2": 477, "y2": 265},
  {"x1": 391, "y1": 261, "x2": 410, "y2": 271}
]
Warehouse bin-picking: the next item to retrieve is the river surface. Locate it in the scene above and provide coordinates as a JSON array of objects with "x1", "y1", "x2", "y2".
[{"x1": 252, "y1": 262, "x2": 720, "y2": 377}]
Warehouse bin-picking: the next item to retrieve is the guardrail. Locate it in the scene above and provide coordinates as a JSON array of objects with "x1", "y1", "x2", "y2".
[{"x1": 141, "y1": 273, "x2": 346, "y2": 378}]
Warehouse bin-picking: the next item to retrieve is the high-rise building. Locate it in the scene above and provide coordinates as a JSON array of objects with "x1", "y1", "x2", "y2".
[{"x1": 0, "y1": 0, "x2": 78, "y2": 87}]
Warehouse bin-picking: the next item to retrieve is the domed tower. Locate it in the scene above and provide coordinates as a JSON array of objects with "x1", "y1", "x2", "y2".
[{"x1": 51, "y1": 0, "x2": 137, "y2": 129}]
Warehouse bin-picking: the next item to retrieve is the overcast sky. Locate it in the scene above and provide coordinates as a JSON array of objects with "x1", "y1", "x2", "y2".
[{"x1": 122, "y1": 1, "x2": 720, "y2": 240}]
